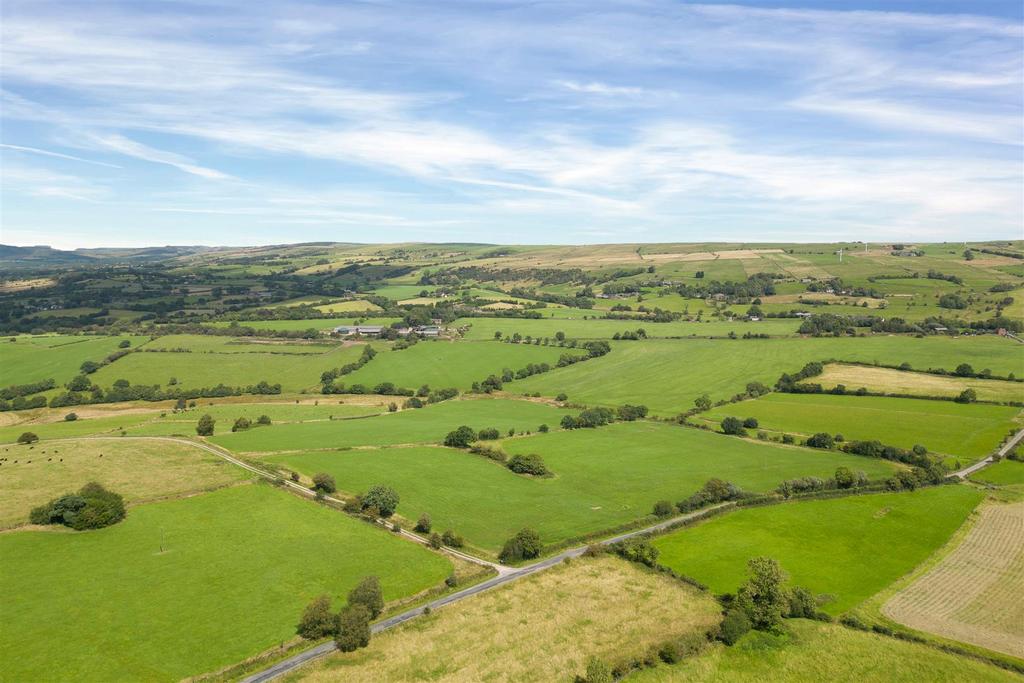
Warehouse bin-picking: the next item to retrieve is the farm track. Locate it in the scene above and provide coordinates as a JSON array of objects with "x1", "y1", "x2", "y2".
[{"x1": 954, "y1": 427, "x2": 1024, "y2": 480}]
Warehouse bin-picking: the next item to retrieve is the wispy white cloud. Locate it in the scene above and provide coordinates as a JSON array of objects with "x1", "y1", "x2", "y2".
[
  {"x1": 85, "y1": 133, "x2": 231, "y2": 180},
  {"x1": 0, "y1": 143, "x2": 122, "y2": 168}
]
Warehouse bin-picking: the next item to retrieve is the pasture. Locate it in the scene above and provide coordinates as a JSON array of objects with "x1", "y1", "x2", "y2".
[
  {"x1": 207, "y1": 317, "x2": 402, "y2": 332},
  {"x1": 629, "y1": 619, "x2": 1021, "y2": 683},
  {"x1": 701, "y1": 393, "x2": 1020, "y2": 461},
  {"x1": 269, "y1": 421, "x2": 899, "y2": 553},
  {"x1": 144, "y1": 334, "x2": 341, "y2": 354},
  {"x1": 0, "y1": 437, "x2": 249, "y2": 527},
  {"x1": 211, "y1": 398, "x2": 571, "y2": 452},
  {"x1": 0, "y1": 334, "x2": 147, "y2": 387},
  {"x1": 883, "y1": 502, "x2": 1024, "y2": 658},
  {"x1": 653, "y1": 486, "x2": 984, "y2": 614},
  {"x1": 0, "y1": 484, "x2": 451, "y2": 682},
  {"x1": 972, "y1": 459, "x2": 1024, "y2": 487},
  {"x1": 815, "y1": 363, "x2": 1024, "y2": 403},
  {"x1": 88, "y1": 344, "x2": 364, "y2": 392},
  {"x1": 455, "y1": 317, "x2": 801, "y2": 340},
  {"x1": 514, "y1": 336, "x2": 1024, "y2": 415},
  {"x1": 296, "y1": 555, "x2": 720, "y2": 683}
]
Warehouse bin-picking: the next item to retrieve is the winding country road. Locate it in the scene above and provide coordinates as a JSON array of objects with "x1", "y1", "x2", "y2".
[{"x1": 952, "y1": 426, "x2": 1024, "y2": 480}]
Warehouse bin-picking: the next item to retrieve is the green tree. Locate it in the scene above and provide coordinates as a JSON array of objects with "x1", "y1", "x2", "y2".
[
  {"x1": 296, "y1": 595, "x2": 336, "y2": 639},
  {"x1": 231, "y1": 417, "x2": 252, "y2": 432},
  {"x1": 955, "y1": 388, "x2": 978, "y2": 404},
  {"x1": 362, "y1": 485, "x2": 399, "y2": 517},
  {"x1": 653, "y1": 500, "x2": 674, "y2": 517},
  {"x1": 312, "y1": 472, "x2": 336, "y2": 494},
  {"x1": 196, "y1": 414, "x2": 215, "y2": 436},
  {"x1": 415, "y1": 512, "x2": 432, "y2": 533},
  {"x1": 834, "y1": 466, "x2": 855, "y2": 489},
  {"x1": 347, "y1": 576, "x2": 384, "y2": 618},
  {"x1": 694, "y1": 394, "x2": 712, "y2": 411},
  {"x1": 498, "y1": 528, "x2": 543, "y2": 563},
  {"x1": 737, "y1": 557, "x2": 789, "y2": 630},
  {"x1": 443, "y1": 425, "x2": 477, "y2": 448},
  {"x1": 17, "y1": 431, "x2": 39, "y2": 444},
  {"x1": 718, "y1": 607, "x2": 751, "y2": 645},
  {"x1": 720, "y1": 417, "x2": 746, "y2": 436},
  {"x1": 335, "y1": 604, "x2": 371, "y2": 652}
]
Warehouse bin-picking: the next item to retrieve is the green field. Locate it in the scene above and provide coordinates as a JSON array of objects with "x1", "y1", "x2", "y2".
[
  {"x1": 816, "y1": 363, "x2": 1024, "y2": 403},
  {"x1": 125, "y1": 401, "x2": 383, "y2": 437},
  {"x1": 702, "y1": 393, "x2": 1020, "y2": 461},
  {"x1": 653, "y1": 486, "x2": 984, "y2": 613},
  {"x1": 0, "y1": 412, "x2": 158, "y2": 443},
  {"x1": 455, "y1": 317, "x2": 801, "y2": 340},
  {"x1": 340, "y1": 340, "x2": 583, "y2": 391},
  {"x1": 268, "y1": 421, "x2": 899, "y2": 553},
  {"x1": 515, "y1": 336, "x2": 1024, "y2": 415},
  {"x1": 207, "y1": 317, "x2": 402, "y2": 332},
  {"x1": 145, "y1": 334, "x2": 342, "y2": 354},
  {"x1": 971, "y1": 458, "x2": 1024, "y2": 487},
  {"x1": 0, "y1": 437, "x2": 249, "y2": 527},
  {"x1": 0, "y1": 484, "x2": 451, "y2": 681},
  {"x1": 628, "y1": 619, "x2": 1020, "y2": 682},
  {"x1": 0, "y1": 334, "x2": 147, "y2": 387},
  {"x1": 88, "y1": 344, "x2": 364, "y2": 392},
  {"x1": 211, "y1": 398, "x2": 571, "y2": 452}
]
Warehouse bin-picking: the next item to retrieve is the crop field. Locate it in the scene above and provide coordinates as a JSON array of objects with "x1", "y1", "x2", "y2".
[
  {"x1": 972, "y1": 459, "x2": 1024, "y2": 487},
  {"x1": 515, "y1": 336, "x2": 1024, "y2": 415},
  {"x1": 653, "y1": 486, "x2": 984, "y2": 614},
  {"x1": 212, "y1": 397, "x2": 572, "y2": 452},
  {"x1": 88, "y1": 344, "x2": 364, "y2": 392},
  {"x1": 701, "y1": 393, "x2": 1021, "y2": 461},
  {"x1": 269, "y1": 422, "x2": 899, "y2": 553},
  {"x1": 628, "y1": 619, "x2": 1021, "y2": 683},
  {"x1": 0, "y1": 334, "x2": 147, "y2": 387},
  {"x1": 0, "y1": 437, "x2": 249, "y2": 527},
  {"x1": 296, "y1": 555, "x2": 721, "y2": 683},
  {"x1": 883, "y1": 502, "x2": 1024, "y2": 658},
  {"x1": 0, "y1": 484, "x2": 452, "y2": 682},
  {"x1": 340, "y1": 340, "x2": 583, "y2": 391},
  {"x1": 816, "y1": 363, "x2": 1024, "y2": 403},
  {"x1": 455, "y1": 317, "x2": 801, "y2": 340}
]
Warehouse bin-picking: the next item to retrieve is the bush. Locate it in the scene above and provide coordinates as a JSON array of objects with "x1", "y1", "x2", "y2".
[
  {"x1": 653, "y1": 500, "x2": 674, "y2": 517},
  {"x1": 499, "y1": 528, "x2": 543, "y2": 563},
  {"x1": 538, "y1": 423, "x2": 549, "y2": 433},
  {"x1": 441, "y1": 529, "x2": 464, "y2": 548},
  {"x1": 787, "y1": 586, "x2": 817, "y2": 618},
  {"x1": 64, "y1": 412, "x2": 78, "y2": 422},
  {"x1": 348, "y1": 576, "x2": 384, "y2": 618},
  {"x1": 477, "y1": 427, "x2": 500, "y2": 440},
  {"x1": 718, "y1": 607, "x2": 752, "y2": 645},
  {"x1": 555, "y1": 393, "x2": 568, "y2": 402},
  {"x1": 720, "y1": 417, "x2": 746, "y2": 436},
  {"x1": 428, "y1": 532, "x2": 443, "y2": 549},
  {"x1": 362, "y1": 485, "x2": 400, "y2": 517},
  {"x1": 443, "y1": 425, "x2": 477, "y2": 448},
  {"x1": 335, "y1": 604, "x2": 371, "y2": 652},
  {"x1": 677, "y1": 478, "x2": 743, "y2": 512},
  {"x1": 29, "y1": 482, "x2": 126, "y2": 530},
  {"x1": 196, "y1": 414, "x2": 215, "y2": 436},
  {"x1": 616, "y1": 404, "x2": 648, "y2": 421},
  {"x1": 611, "y1": 538, "x2": 659, "y2": 567},
  {"x1": 257, "y1": 414, "x2": 271, "y2": 425},
  {"x1": 742, "y1": 417, "x2": 759, "y2": 429},
  {"x1": 579, "y1": 657, "x2": 613, "y2": 683},
  {"x1": 296, "y1": 595, "x2": 336, "y2": 639},
  {"x1": 17, "y1": 431, "x2": 39, "y2": 444},
  {"x1": 415, "y1": 513, "x2": 432, "y2": 533},
  {"x1": 805, "y1": 432, "x2": 834, "y2": 449},
  {"x1": 312, "y1": 472, "x2": 336, "y2": 494},
  {"x1": 955, "y1": 363, "x2": 974, "y2": 377},
  {"x1": 232, "y1": 417, "x2": 252, "y2": 432},
  {"x1": 955, "y1": 388, "x2": 977, "y2": 404},
  {"x1": 507, "y1": 453, "x2": 549, "y2": 475}
]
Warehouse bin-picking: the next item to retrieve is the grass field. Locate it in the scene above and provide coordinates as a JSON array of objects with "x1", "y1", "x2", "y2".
[
  {"x1": 340, "y1": 340, "x2": 582, "y2": 391},
  {"x1": 211, "y1": 398, "x2": 572, "y2": 452},
  {"x1": 702, "y1": 393, "x2": 1020, "y2": 461},
  {"x1": 653, "y1": 486, "x2": 984, "y2": 614},
  {"x1": 145, "y1": 334, "x2": 342, "y2": 354},
  {"x1": 882, "y1": 502, "x2": 1023, "y2": 658},
  {"x1": 294, "y1": 555, "x2": 721, "y2": 683},
  {"x1": 126, "y1": 402, "x2": 383, "y2": 437},
  {"x1": 208, "y1": 317, "x2": 402, "y2": 332},
  {"x1": 0, "y1": 334, "x2": 147, "y2": 387},
  {"x1": 0, "y1": 412, "x2": 159, "y2": 443},
  {"x1": 455, "y1": 317, "x2": 801, "y2": 340},
  {"x1": 817, "y1": 364, "x2": 1024, "y2": 403},
  {"x1": 514, "y1": 336, "x2": 1024, "y2": 415},
  {"x1": 88, "y1": 344, "x2": 364, "y2": 392},
  {"x1": 0, "y1": 437, "x2": 249, "y2": 527},
  {"x1": 268, "y1": 421, "x2": 899, "y2": 553},
  {"x1": 972, "y1": 459, "x2": 1024, "y2": 487},
  {"x1": 0, "y1": 484, "x2": 452, "y2": 682},
  {"x1": 628, "y1": 619, "x2": 1021, "y2": 682}
]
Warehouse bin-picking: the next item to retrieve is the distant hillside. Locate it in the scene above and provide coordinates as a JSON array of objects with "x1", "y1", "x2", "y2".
[{"x1": 0, "y1": 244, "x2": 219, "y2": 270}]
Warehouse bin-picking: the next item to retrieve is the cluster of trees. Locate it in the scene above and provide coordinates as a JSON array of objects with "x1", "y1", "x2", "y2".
[
  {"x1": 296, "y1": 576, "x2": 383, "y2": 652},
  {"x1": 926, "y1": 269, "x2": 964, "y2": 286},
  {"x1": 561, "y1": 407, "x2": 615, "y2": 429},
  {"x1": 0, "y1": 378, "x2": 56, "y2": 401},
  {"x1": 776, "y1": 467, "x2": 869, "y2": 497},
  {"x1": 29, "y1": 482, "x2": 126, "y2": 530},
  {"x1": 320, "y1": 345, "x2": 377, "y2": 391},
  {"x1": 938, "y1": 294, "x2": 967, "y2": 310},
  {"x1": 46, "y1": 378, "x2": 281, "y2": 410},
  {"x1": 719, "y1": 416, "x2": 758, "y2": 436},
  {"x1": 677, "y1": 478, "x2": 745, "y2": 513},
  {"x1": 675, "y1": 273, "x2": 780, "y2": 302},
  {"x1": 498, "y1": 528, "x2": 543, "y2": 563},
  {"x1": 507, "y1": 453, "x2": 549, "y2": 476},
  {"x1": 774, "y1": 362, "x2": 824, "y2": 393},
  {"x1": 230, "y1": 414, "x2": 271, "y2": 432},
  {"x1": 611, "y1": 328, "x2": 648, "y2": 340}
]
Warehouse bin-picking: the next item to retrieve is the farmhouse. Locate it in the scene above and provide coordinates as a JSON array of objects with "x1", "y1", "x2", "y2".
[{"x1": 333, "y1": 325, "x2": 384, "y2": 336}]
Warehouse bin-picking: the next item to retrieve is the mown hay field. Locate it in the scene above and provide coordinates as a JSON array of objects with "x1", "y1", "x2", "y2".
[
  {"x1": 294, "y1": 555, "x2": 721, "y2": 683},
  {"x1": 883, "y1": 502, "x2": 1024, "y2": 658},
  {"x1": 817, "y1": 363, "x2": 1024, "y2": 403},
  {"x1": 702, "y1": 393, "x2": 1020, "y2": 461},
  {"x1": 0, "y1": 484, "x2": 451, "y2": 682},
  {"x1": 653, "y1": 486, "x2": 984, "y2": 614},
  {"x1": 269, "y1": 421, "x2": 899, "y2": 554}
]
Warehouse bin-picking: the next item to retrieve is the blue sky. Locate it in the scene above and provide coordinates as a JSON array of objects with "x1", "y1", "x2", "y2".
[{"x1": 1, "y1": 0, "x2": 1021, "y2": 248}]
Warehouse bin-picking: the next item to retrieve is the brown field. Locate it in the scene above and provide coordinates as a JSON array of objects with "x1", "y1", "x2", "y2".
[
  {"x1": 817, "y1": 364, "x2": 1024, "y2": 403},
  {"x1": 290, "y1": 556, "x2": 721, "y2": 683},
  {"x1": 0, "y1": 277, "x2": 56, "y2": 292},
  {"x1": 0, "y1": 437, "x2": 250, "y2": 527},
  {"x1": 883, "y1": 502, "x2": 1024, "y2": 658}
]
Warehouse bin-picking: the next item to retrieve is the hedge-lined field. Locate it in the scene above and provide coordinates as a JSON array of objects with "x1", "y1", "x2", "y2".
[
  {"x1": 270, "y1": 422, "x2": 899, "y2": 553},
  {"x1": 0, "y1": 484, "x2": 451, "y2": 682},
  {"x1": 653, "y1": 486, "x2": 984, "y2": 614},
  {"x1": 455, "y1": 317, "x2": 801, "y2": 340},
  {"x1": 816, "y1": 364, "x2": 1024, "y2": 403},
  {"x1": 0, "y1": 334, "x2": 148, "y2": 387}
]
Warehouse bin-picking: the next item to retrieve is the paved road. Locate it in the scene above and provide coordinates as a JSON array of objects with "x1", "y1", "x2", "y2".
[{"x1": 953, "y1": 426, "x2": 1024, "y2": 480}]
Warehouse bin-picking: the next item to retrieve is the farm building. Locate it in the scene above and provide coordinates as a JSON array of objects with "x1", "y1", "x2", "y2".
[{"x1": 333, "y1": 325, "x2": 384, "y2": 336}]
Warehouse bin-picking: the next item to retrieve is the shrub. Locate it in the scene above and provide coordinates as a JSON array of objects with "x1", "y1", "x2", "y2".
[
  {"x1": 312, "y1": 472, "x2": 336, "y2": 494},
  {"x1": 231, "y1": 417, "x2": 252, "y2": 432},
  {"x1": 677, "y1": 478, "x2": 743, "y2": 512},
  {"x1": 257, "y1": 414, "x2": 271, "y2": 425},
  {"x1": 477, "y1": 427, "x2": 500, "y2": 440},
  {"x1": 443, "y1": 425, "x2": 477, "y2": 448},
  {"x1": 555, "y1": 393, "x2": 568, "y2": 402},
  {"x1": 29, "y1": 482, "x2": 126, "y2": 530},
  {"x1": 428, "y1": 532, "x2": 442, "y2": 549},
  {"x1": 538, "y1": 423, "x2": 549, "y2": 433},
  {"x1": 335, "y1": 604, "x2": 371, "y2": 652},
  {"x1": 955, "y1": 363, "x2": 974, "y2": 377},
  {"x1": 616, "y1": 404, "x2": 648, "y2": 421},
  {"x1": 736, "y1": 557, "x2": 788, "y2": 630},
  {"x1": 742, "y1": 417, "x2": 759, "y2": 429},
  {"x1": 580, "y1": 657, "x2": 613, "y2": 683},
  {"x1": 805, "y1": 432, "x2": 834, "y2": 449},
  {"x1": 17, "y1": 431, "x2": 39, "y2": 444},
  {"x1": 388, "y1": 402, "x2": 398, "y2": 412},
  {"x1": 415, "y1": 513, "x2": 432, "y2": 533},
  {"x1": 296, "y1": 595, "x2": 336, "y2": 639},
  {"x1": 718, "y1": 607, "x2": 752, "y2": 645},
  {"x1": 348, "y1": 576, "x2": 384, "y2": 618},
  {"x1": 196, "y1": 414, "x2": 215, "y2": 436},
  {"x1": 64, "y1": 412, "x2": 78, "y2": 422},
  {"x1": 720, "y1": 417, "x2": 746, "y2": 436},
  {"x1": 955, "y1": 388, "x2": 977, "y2": 404},
  {"x1": 499, "y1": 528, "x2": 543, "y2": 563},
  {"x1": 441, "y1": 529, "x2": 464, "y2": 548},
  {"x1": 653, "y1": 500, "x2": 674, "y2": 517},
  {"x1": 507, "y1": 453, "x2": 549, "y2": 476},
  {"x1": 362, "y1": 485, "x2": 400, "y2": 517},
  {"x1": 787, "y1": 586, "x2": 817, "y2": 618},
  {"x1": 611, "y1": 538, "x2": 659, "y2": 567}
]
